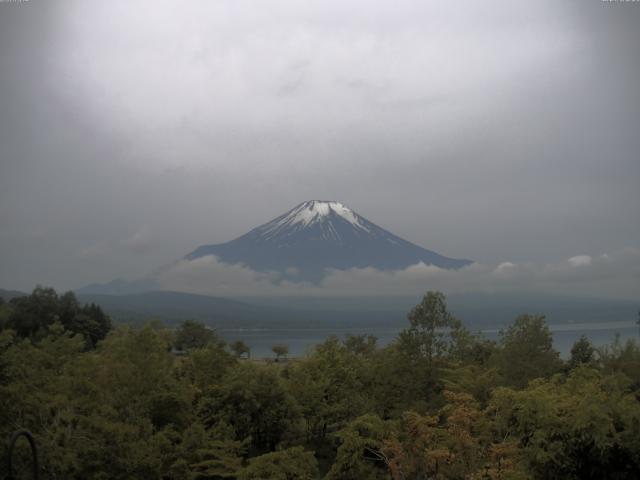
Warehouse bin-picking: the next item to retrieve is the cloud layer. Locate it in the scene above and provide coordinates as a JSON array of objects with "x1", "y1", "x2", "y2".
[{"x1": 157, "y1": 247, "x2": 640, "y2": 299}]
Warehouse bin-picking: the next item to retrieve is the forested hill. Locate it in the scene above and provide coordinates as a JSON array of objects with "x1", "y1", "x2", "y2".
[
  {"x1": 75, "y1": 291, "x2": 298, "y2": 328},
  {"x1": 1, "y1": 288, "x2": 640, "y2": 479}
]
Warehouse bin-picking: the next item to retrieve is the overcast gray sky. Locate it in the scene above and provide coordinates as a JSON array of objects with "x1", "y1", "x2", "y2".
[{"x1": 1, "y1": 0, "x2": 639, "y2": 295}]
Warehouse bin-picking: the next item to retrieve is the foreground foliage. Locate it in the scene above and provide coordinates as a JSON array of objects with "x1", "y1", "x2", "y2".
[{"x1": 1, "y1": 288, "x2": 639, "y2": 479}]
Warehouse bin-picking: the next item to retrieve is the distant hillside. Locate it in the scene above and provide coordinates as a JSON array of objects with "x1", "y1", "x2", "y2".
[
  {"x1": 74, "y1": 291, "x2": 419, "y2": 329},
  {"x1": 76, "y1": 290, "x2": 638, "y2": 330},
  {"x1": 446, "y1": 292, "x2": 639, "y2": 326},
  {"x1": 76, "y1": 291, "x2": 313, "y2": 328},
  {"x1": 0, "y1": 288, "x2": 27, "y2": 302}
]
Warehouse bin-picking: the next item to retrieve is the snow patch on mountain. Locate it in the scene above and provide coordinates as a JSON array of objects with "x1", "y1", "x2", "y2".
[{"x1": 257, "y1": 200, "x2": 370, "y2": 241}]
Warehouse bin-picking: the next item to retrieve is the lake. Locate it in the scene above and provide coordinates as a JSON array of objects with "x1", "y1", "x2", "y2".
[{"x1": 220, "y1": 321, "x2": 639, "y2": 359}]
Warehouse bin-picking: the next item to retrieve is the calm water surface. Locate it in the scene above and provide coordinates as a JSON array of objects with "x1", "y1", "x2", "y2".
[{"x1": 220, "y1": 321, "x2": 639, "y2": 359}]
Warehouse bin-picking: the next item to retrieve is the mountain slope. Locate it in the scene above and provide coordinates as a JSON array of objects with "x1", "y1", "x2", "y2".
[
  {"x1": 76, "y1": 291, "x2": 296, "y2": 327},
  {"x1": 0, "y1": 288, "x2": 28, "y2": 301},
  {"x1": 187, "y1": 200, "x2": 471, "y2": 280}
]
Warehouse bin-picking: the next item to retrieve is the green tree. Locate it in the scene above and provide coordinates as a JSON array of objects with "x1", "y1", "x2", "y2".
[
  {"x1": 8, "y1": 285, "x2": 61, "y2": 337},
  {"x1": 344, "y1": 334, "x2": 378, "y2": 356},
  {"x1": 199, "y1": 363, "x2": 299, "y2": 451},
  {"x1": 230, "y1": 339, "x2": 250, "y2": 358},
  {"x1": 392, "y1": 291, "x2": 465, "y2": 406},
  {"x1": 272, "y1": 343, "x2": 289, "y2": 360},
  {"x1": 597, "y1": 335, "x2": 640, "y2": 387},
  {"x1": 286, "y1": 337, "x2": 367, "y2": 440},
  {"x1": 0, "y1": 299, "x2": 11, "y2": 331},
  {"x1": 488, "y1": 367, "x2": 640, "y2": 479},
  {"x1": 567, "y1": 335, "x2": 595, "y2": 371},
  {"x1": 358, "y1": 343, "x2": 424, "y2": 418},
  {"x1": 383, "y1": 392, "x2": 494, "y2": 480},
  {"x1": 0, "y1": 323, "x2": 86, "y2": 477},
  {"x1": 94, "y1": 325, "x2": 189, "y2": 424},
  {"x1": 173, "y1": 422, "x2": 246, "y2": 480},
  {"x1": 7, "y1": 286, "x2": 111, "y2": 347},
  {"x1": 181, "y1": 344, "x2": 237, "y2": 393},
  {"x1": 441, "y1": 363, "x2": 500, "y2": 407},
  {"x1": 238, "y1": 446, "x2": 318, "y2": 480},
  {"x1": 326, "y1": 414, "x2": 390, "y2": 480},
  {"x1": 397, "y1": 291, "x2": 462, "y2": 364},
  {"x1": 175, "y1": 319, "x2": 219, "y2": 351},
  {"x1": 0, "y1": 323, "x2": 176, "y2": 479},
  {"x1": 495, "y1": 314, "x2": 562, "y2": 388}
]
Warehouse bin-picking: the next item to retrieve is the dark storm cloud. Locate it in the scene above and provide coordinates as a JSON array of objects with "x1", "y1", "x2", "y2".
[{"x1": 0, "y1": 0, "x2": 638, "y2": 296}]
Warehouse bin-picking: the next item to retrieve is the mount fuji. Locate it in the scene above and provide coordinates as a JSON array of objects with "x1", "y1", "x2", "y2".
[
  {"x1": 78, "y1": 200, "x2": 472, "y2": 294},
  {"x1": 186, "y1": 200, "x2": 472, "y2": 281}
]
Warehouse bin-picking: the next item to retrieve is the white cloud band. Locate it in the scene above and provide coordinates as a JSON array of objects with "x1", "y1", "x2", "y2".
[{"x1": 157, "y1": 247, "x2": 640, "y2": 299}]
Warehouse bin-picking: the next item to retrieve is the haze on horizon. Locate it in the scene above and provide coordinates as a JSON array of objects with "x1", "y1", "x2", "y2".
[{"x1": 1, "y1": 0, "x2": 639, "y2": 298}]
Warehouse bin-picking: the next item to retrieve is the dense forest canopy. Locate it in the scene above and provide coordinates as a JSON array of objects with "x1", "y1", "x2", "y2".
[{"x1": 1, "y1": 287, "x2": 640, "y2": 479}]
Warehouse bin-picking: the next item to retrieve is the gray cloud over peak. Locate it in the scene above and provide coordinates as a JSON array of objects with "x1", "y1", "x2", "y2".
[
  {"x1": 77, "y1": 225, "x2": 155, "y2": 260},
  {"x1": 0, "y1": 0, "x2": 638, "y2": 292},
  {"x1": 122, "y1": 225, "x2": 155, "y2": 254}
]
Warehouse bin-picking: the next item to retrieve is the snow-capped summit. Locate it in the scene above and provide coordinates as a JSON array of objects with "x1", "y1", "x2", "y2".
[
  {"x1": 255, "y1": 200, "x2": 371, "y2": 242},
  {"x1": 186, "y1": 200, "x2": 472, "y2": 281},
  {"x1": 264, "y1": 200, "x2": 368, "y2": 231}
]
